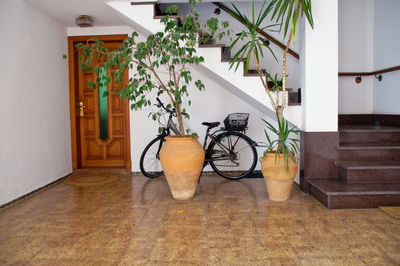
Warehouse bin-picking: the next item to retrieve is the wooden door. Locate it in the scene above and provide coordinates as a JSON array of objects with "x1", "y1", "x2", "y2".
[{"x1": 68, "y1": 35, "x2": 131, "y2": 169}]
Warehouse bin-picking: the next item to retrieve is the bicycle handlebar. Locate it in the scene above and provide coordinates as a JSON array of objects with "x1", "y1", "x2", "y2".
[
  {"x1": 157, "y1": 97, "x2": 188, "y2": 116},
  {"x1": 156, "y1": 97, "x2": 173, "y2": 114},
  {"x1": 156, "y1": 97, "x2": 189, "y2": 117},
  {"x1": 156, "y1": 97, "x2": 163, "y2": 107}
]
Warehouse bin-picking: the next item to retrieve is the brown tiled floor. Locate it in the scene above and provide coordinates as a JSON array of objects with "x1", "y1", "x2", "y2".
[{"x1": 0, "y1": 169, "x2": 400, "y2": 265}]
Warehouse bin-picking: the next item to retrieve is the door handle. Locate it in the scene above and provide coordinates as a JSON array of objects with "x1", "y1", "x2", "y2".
[{"x1": 79, "y1": 101, "x2": 87, "y2": 117}]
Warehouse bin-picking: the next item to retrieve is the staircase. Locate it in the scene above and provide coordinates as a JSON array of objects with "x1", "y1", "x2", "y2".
[
  {"x1": 106, "y1": 1, "x2": 302, "y2": 126},
  {"x1": 307, "y1": 123, "x2": 400, "y2": 209},
  {"x1": 106, "y1": 2, "x2": 400, "y2": 208},
  {"x1": 200, "y1": 45, "x2": 301, "y2": 106}
]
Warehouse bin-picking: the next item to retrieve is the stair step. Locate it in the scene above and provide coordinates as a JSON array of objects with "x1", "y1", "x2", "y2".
[
  {"x1": 338, "y1": 143, "x2": 400, "y2": 161},
  {"x1": 122, "y1": 0, "x2": 303, "y2": 131},
  {"x1": 198, "y1": 43, "x2": 225, "y2": 48},
  {"x1": 199, "y1": 43, "x2": 226, "y2": 48},
  {"x1": 244, "y1": 69, "x2": 267, "y2": 76},
  {"x1": 339, "y1": 143, "x2": 400, "y2": 149},
  {"x1": 220, "y1": 47, "x2": 244, "y2": 63},
  {"x1": 307, "y1": 178, "x2": 400, "y2": 209},
  {"x1": 130, "y1": 2, "x2": 158, "y2": 6},
  {"x1": 153, "y1": 15, "x2": 181, "y2": 19},
  {"x1": 289, "y1": 89, "x2": 301, "y2": 105},
  {"x1": 221, "y1": 46, "x2": 230, "y2": 61},
  {"x1": 198, "y1": 46, "x2": 300, "y2": 105},
  {"x1": 340, "y1": 125, "x2": 400, "y2": 145},
  {"x1": 338, "y1": 161, "x2": 400, "y2": 183}
]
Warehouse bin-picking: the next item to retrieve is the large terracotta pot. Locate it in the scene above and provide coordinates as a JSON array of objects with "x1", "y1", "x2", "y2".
[
  {"x1": 261, "y1": 152, "x2": 299, "y2": 201},
  {"x1": 159, "y1": 135, "x2": 205, "y2": 200}
]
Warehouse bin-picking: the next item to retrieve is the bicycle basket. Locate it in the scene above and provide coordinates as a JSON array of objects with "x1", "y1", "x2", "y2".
[{"x1": 223, "y1": 113, "x2": 249, "y2": 131}]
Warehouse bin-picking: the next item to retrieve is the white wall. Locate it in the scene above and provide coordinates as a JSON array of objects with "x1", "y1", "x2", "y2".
[
  {"x1": 0, "y1": 0, "x2": 71, "y2": 205},
  {"x1": 175, "y1": 1, "x2": 301, "y2": 91},
  {"x1": 67, "y1": 25, "x2": 301, "y2": 182},
  {"x1": 109, "y1": 1, "x2": 303, "y2": 127},
  {"x1": 129, "y1": 66, "x2": 272, "y2": 173},
  {"x1": 338, "y1": 0, "x2": 400, "y2": 115},
  {"x1": 67, "y1": 26, "x2": 133, "y2": 36},
  {"x1": 373, "y1": 0, "x2": 400, "y2": 114},
  {"x1": 301, "y1": 0, "x2": 338, "y2": 132},
  {"x1": 338, "y1": 0, "x2": 374, "y2": 114}
]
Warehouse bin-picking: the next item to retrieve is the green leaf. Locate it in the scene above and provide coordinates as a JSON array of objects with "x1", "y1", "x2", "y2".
[
  {"x1": 165, "y1": 5, "x2": 178, "y2": 15},
  {"x1": 73, "y1": 1, "x2": 215, "y2": 136},
  {"x1": 191, "y1": 133, "x2": 198, "y2": 139}
]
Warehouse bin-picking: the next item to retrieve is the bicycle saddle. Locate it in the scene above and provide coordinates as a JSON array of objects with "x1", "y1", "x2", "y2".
[{"x1": 202, "y1": 122, "x2": 220, "y2": 128}]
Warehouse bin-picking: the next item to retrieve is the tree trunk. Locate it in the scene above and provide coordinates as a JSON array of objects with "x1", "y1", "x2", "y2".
[
  {"x1": 175, "y1": 103, "x2": 185, "y2": 137},
  {"x1": 276, "y1": 105, "x2": 283, "y2": 152},
  {"x1": 281, "y1": 29, "x2": 292, "y2": 112},
  {"x1": 276, "y1": 106, "x2": 284, "y2": 122},
  {"x1": 252, "y1": 47, "x2": 276, "y2": 112}
]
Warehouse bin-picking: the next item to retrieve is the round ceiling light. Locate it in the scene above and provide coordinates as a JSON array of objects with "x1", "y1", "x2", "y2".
[{"x1": 75, "y1": 15, "x2": 93, "y2": 27}]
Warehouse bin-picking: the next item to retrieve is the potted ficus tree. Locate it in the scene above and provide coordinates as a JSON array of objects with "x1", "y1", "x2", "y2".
[
  {"x1": 228, "y1": 0, "x2": 314, "y2": 200},
  {"x1": 76, "y1": 2, "x2": 227, "y2": 200}
]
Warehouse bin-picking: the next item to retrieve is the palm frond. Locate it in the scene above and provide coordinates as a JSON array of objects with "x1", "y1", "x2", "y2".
[
  {"x1": 228, "y1": 0, "x2": 281, "y2": 77},
  {"x1": 270, "y1": 0, "x2": 314, "y2": 40},
  {"x1": 262, "y1": 111, "x2": 301, "y2": 165}
]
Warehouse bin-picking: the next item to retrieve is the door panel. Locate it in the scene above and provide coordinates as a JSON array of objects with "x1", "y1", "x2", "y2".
[{"x1": 71, "y1": 36, "x2": 130, "y2": 168}]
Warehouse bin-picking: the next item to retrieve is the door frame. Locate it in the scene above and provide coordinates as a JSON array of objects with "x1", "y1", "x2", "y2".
[{"x1": 68, "y1": 35, "x2": 131, "y2": 170}]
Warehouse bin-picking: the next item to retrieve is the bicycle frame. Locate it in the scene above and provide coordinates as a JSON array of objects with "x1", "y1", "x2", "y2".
[
  {"x1": 157, "y1": 108, "x2": 179, "y2": 137},
  {"x1": 202, "y1": 127, "x2": 248, "y2": 167},
  {"x1": 159, "y1": 114, "x2": 235, "y2": 166},
  {"x1": 141, "y1": 97, "x2": 258, "y2": 180},
  {"x1": 155, "y1": 97, "x2": 256, "y2": 168}
]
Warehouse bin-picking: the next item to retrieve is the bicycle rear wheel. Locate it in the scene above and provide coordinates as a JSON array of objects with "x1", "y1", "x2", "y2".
[
  {"x1": 140, "y1": 135, "x2": 165, "y2": 178},
  {"x1": 207, "y1": 131, "x2": 257, "y2": 180}
]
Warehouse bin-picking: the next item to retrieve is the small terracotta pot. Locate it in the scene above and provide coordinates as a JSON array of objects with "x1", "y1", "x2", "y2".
[
  {"x1": 260, "y1": 152, "x2": 299, "y2": 201},
  {"x1": 159, "y1": 135, "x2": 205, "y2": 200}
]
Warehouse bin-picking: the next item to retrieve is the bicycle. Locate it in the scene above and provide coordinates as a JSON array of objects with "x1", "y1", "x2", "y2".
[{"x1": 139, "y1": 98, "x2": 258, "y2": 180}]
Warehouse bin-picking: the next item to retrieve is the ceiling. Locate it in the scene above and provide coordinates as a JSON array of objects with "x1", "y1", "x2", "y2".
[
  {"x1": 25, "y1": 0, "x2": 254, "y2": 28},
  {"x1": 25, "y1": 0, "x2": 129, "y2": 27}
]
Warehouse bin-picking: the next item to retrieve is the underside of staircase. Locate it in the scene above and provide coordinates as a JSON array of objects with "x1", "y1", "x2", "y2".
[
  {"x1": 108, "y1": 1, "x2": 302, "y2": 127},
  {"x1": 305, "y1": 116, "x2": 400, "y2": 209},
  {"x1": 199, "y1": 43, "x2": 301, "y2": 106}
]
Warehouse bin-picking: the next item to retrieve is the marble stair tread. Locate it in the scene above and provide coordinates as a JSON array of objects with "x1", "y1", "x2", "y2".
[
  {"x1": 338, "y1": 143, "x2": 400, "y2": 150},
  {"x1": 339, "y1": 125, "x2": 400, "y2": 132},
  {"x1": 221, "y1": 56, "x2": 246, "y2": 63},
  {"x1": 153, "y1": 15, "x2": 181, "y2": 19},
  {"x1": 337, "y1": 161, "x2": 400, "y2": 170},
  {"x1": 198, "y1": 43, "x2": 226, "y2": 48},
  {"x1": 307, "y1": 178, "x2": 400, "y2": 195},
  {"x1": 198, "y1": 46, "x2": 296, "y2": 93},
  {"x1": 130, "y1": 2, "x2": 158, "y2": 5},
  {"x1": 244, "y1": 69, "x2": 267, "y2": 76}
]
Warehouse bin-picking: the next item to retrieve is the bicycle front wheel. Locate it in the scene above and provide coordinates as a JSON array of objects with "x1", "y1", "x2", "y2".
[
  {"x1": 140, "y1": 135, "x2": 165, "y2": 178},
  {"x1": 207, "y1": 131, "x2": 257, "y2": 180}
]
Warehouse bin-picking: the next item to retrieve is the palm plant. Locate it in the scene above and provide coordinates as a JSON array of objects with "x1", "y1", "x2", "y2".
[
  {"x1": 266, "y1": 72, "x2": 283, "y2": 92},
  {"x1": 229, "y1": 1, "x2": 279, "y2": 114},
  {"x1": 262, "y1": 113, "x2": 300, "y2": 165},
  {"x1": 229, "y1": 0, "x2": 314, "y2": 120}
]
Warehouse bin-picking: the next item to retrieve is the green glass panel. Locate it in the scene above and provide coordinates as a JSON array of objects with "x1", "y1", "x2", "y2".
[{"x1": 98, "y1": 67, "x2": 108, "y2": 140}]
